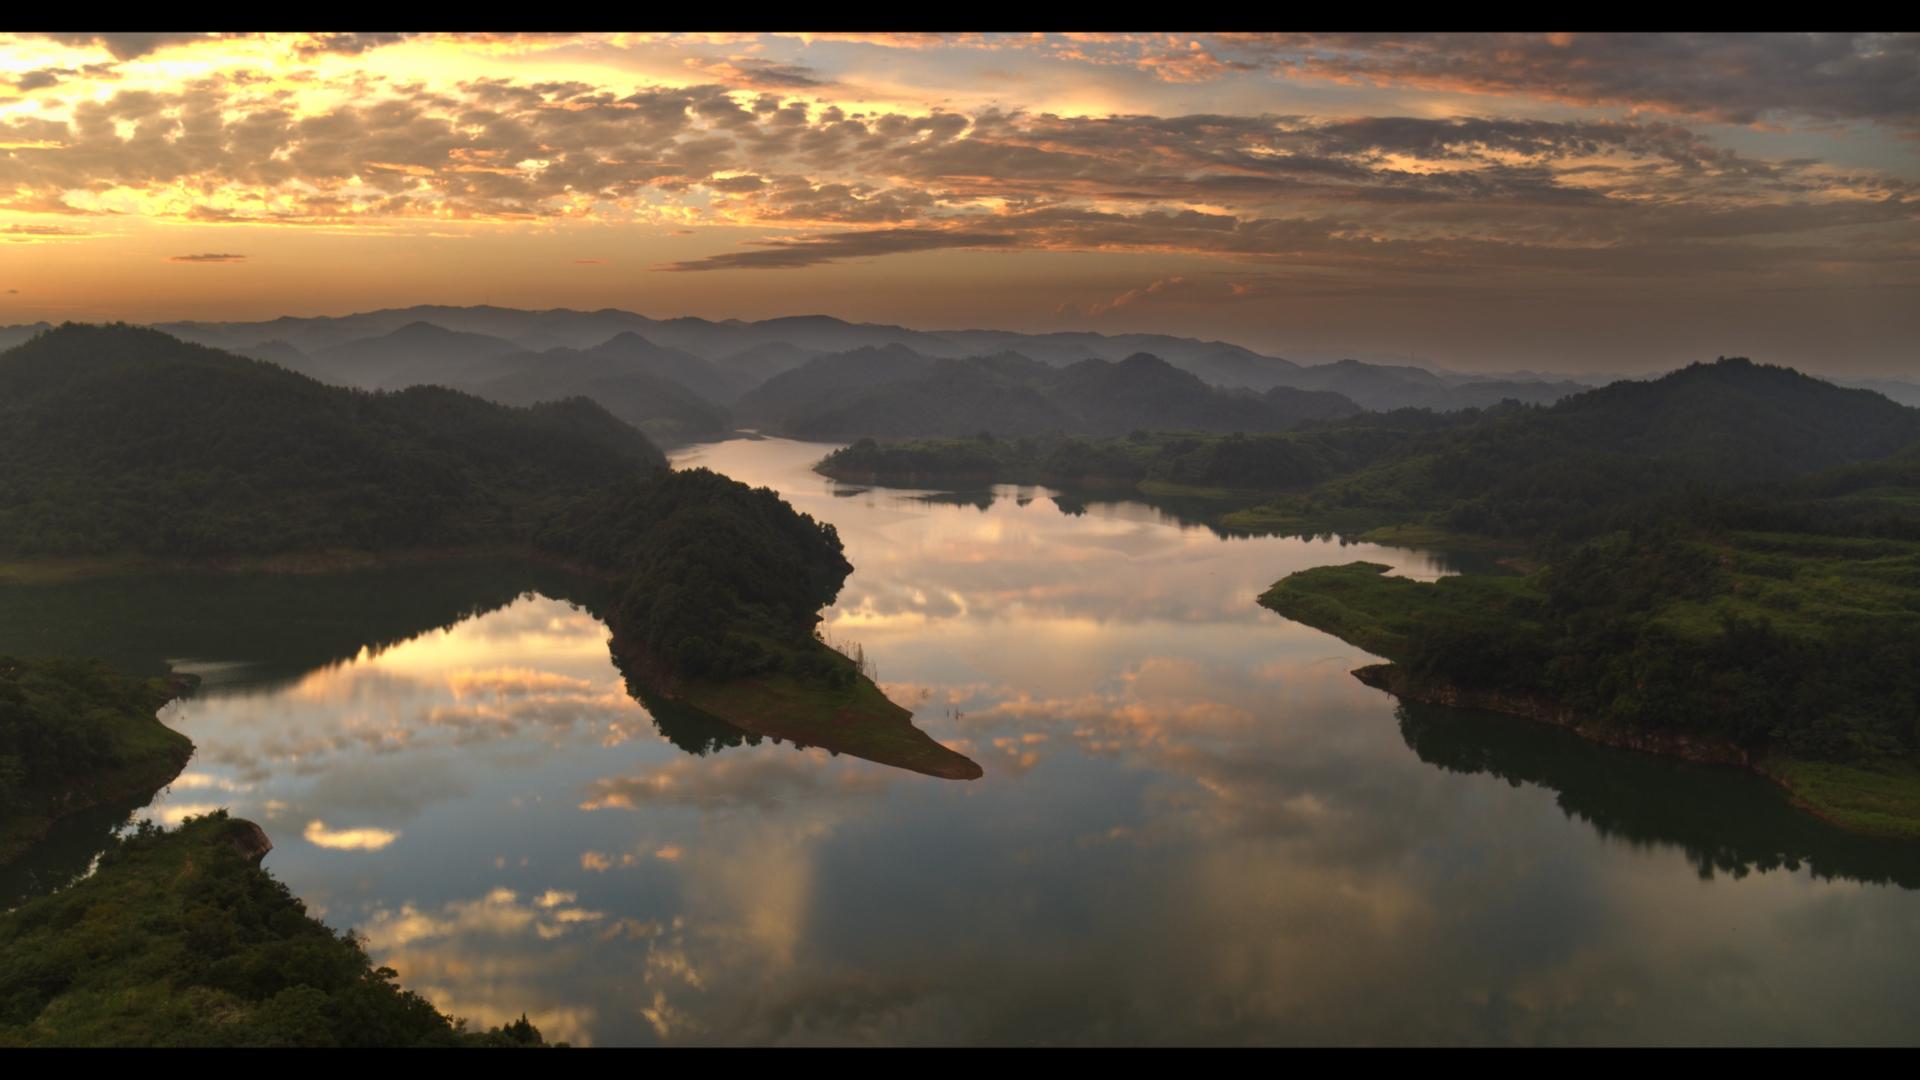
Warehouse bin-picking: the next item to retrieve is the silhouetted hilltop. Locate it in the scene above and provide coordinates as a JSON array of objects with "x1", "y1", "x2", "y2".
[
  {"x1": 151, "y1": 304, "x2": 1593, "y2": 411},
  {"x1": 1238, "y1": 356, "x2": 1920, "y2": 541},
  {"x1": 732, "y1": 344, "x2": 936, "y2": 429},
  {"x1": 713, "y1": 340, "x2": 822, "y2": 387},
  {"x1": 579, "y1": 331, "x2": 744, "y2": 404},
  {"x1": 0, "y1": 323, "x2": 665, "y2": 558},
  {"x1": 302, "y1": 321, "x2": 528, "y2": 390},
  {"x1": 738, "y1": 348, "x2": 1359, "y2": 438},
  {"x1": 475, "y1": 348, "x2": 732, "y2": 444}
]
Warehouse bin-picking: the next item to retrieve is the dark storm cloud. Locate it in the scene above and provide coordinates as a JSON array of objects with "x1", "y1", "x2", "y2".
[
  {"x1": 293, "y1": 33, "x2": 411, "y2": 58},
  {"x1": 660, "y1": 227, "x2": 1019, "y2": 270},
  {"x1": 37, "y1": 33, "x2": 213, "y2": 60},
  {"x1": 1221, "y1": 33, "x2": 1920, "y2": 129},
  {"x1": 16, "y1": 68, "x2": 66, "y2": 92},
  {"x1": 687, "y1": 57, "x2": 828, "y2": 90}
]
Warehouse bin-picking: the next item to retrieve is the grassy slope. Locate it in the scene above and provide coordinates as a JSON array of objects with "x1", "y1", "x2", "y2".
[
  {"x1": 1257, "y1": 561, "x2": 1542, "y2": 661},
  {"x1": 685, "y1": 670, "x2": 981, "y2": 780}
]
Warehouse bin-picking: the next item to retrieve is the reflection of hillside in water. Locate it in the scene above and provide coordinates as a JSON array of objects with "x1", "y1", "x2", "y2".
[
  {"x1": 1396, "y1": 700, "x2": 1920, "y2": 890},
  {"x1": 849, "y1": 479, "x2": 1507, "y2": 577},
  {"x1": 0, "y1": 789, "x2": 164, "y2": 908},
  {"x1": 624, "y1": 676, "x2": 769, "y2": 758},
  {"x1": 0, "y1": 557, "x2": 950, "y2": 786},
  {"x1": 0, "y1": 559, "x2": 613, "y2": 694}
]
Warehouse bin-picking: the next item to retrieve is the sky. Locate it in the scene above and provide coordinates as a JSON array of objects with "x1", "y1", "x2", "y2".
[{"x1": 0, "y1": 31, "x2": 1915, "y2": 375}]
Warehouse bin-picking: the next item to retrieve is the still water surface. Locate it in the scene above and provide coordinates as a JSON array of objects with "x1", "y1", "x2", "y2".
[{"x1": 15, "y1": 436, "x2": 1920, "y2": 1045}]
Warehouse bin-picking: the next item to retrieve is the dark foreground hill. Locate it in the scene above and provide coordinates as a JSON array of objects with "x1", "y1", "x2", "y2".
[
  {"x1": 0, "y1": 810, "x2": 551, "y2": 1046},
  {"x1": 236, "y1": 324, "x2": 740, "y2": 447}
]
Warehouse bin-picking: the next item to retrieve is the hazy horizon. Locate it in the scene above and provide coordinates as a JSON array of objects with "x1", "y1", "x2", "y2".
[
  {"x1": 1, "y1": 32, "x2": 1915, "y2": 376},
  {"x1": 1, "y1": 300, "x2": 1909, "y2": 384}
]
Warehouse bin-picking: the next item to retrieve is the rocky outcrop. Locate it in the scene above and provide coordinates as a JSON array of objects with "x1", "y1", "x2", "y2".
[{"x1": 223, "y1": 819, "x2": 274, "y2": 863}]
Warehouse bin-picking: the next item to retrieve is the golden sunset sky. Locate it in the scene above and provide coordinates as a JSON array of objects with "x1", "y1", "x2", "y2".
[{"x1": 1, "y1": 31, "x2": 1916, "y2": 372}]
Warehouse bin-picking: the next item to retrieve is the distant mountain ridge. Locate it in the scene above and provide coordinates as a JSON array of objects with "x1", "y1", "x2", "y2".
[
  {"x1": 1232, "y1": 356, "x2": 1920, "y2": 541},
  {"x1": 735, "y1": 348, "x2": 1362, "y2": 439},
  {"x1": 144, "y1": 305, "x2": 1600, "y2": 413},
  {"x1": 0, "y1": 304, "x2": 1879, "y2": 424},
  {"x1": 189, "y1": 320, "x2": 744, "y2": 447}
]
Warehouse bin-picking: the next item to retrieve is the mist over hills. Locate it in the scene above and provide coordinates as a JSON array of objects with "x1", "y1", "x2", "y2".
[
  {"x1": 475, "y1": 343, "x2": 734, "y2": 445},
  {"x1": 4, "y1": 305, "x2": 1913, "y2": 444},
  {"x1": 0, "y1": 323, "x2": 666, "y2": 557},
  {"x1": 734, "y1": 350, "x2": 1363, "y2": 440},
  {"x1": 0, "y1": 323, "x2": 53, "y2": 353},
  {"x1": 141, "y1": 305, "x2": 1598, "y2": 416}
]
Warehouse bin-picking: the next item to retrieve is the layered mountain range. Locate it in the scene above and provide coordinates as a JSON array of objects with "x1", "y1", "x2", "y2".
[{"x1": 3, "y1": 307, "x2": 1913, "y2": 444}]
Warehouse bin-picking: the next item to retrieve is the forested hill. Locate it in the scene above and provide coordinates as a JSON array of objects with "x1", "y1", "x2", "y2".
[
  {"x1": 1237, "y1": 357, "x2": 1920, "y2": 541},
  {"x1": 0, "y1": 324, "x2": 974, "y2": 778},
  {"x1": 0, "y1": 324, "x2": 667, "y2": 558},
  {"x1": 736, "y1": 348, "x2": 1360, "y2": 439},
  {"x1": 1253, "y1": 359, "x2": 1920, "y2": 832}
]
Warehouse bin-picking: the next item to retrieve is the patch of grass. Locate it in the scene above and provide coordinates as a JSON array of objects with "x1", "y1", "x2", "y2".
[
  {"x1": 1219, "y1": 504, "x2": 1408, "y2": 539},
  {"x1": 682, "y1": 650, "x2": 982, "y2": 780},
  {"x1": 1258, "y1": 561, "x2": 1542, "y2": 662},
  {"x1": 1766, "y1": 758, "x2": 1920, "y2": 840},
  {"x1": 1652, "y1": 533, "x2": 1920, "y2": 643},
  {"x1": 1133, "y1": 478, "x2": 1253, "y2": 501},
  {"x1": 1350, "y1": 523, "x2": 1524, "y2": 552}
]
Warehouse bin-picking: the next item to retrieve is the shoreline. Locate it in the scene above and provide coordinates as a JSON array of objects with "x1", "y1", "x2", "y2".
[
  {"x1": 0, "y1": 674, "x2": 198, "y2": 864},
  {"x1": 1349, "y1": 662, "x2": 1916, "y2": 839},
  {"x1": 0, "y1": 544, "x2": 622, "y2": 587},
  {"x1": 0, "y1": 546, "x2": 980, "y2": 782},
  {"x1": 608, "y1": 639, "x2": 982, "y2": 781}
]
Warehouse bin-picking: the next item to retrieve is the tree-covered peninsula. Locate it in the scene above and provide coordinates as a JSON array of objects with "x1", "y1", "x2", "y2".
[
  {"x1": 1254, "y1": 360, "x2": 1920, "y2": 836},
  {"x1": 0, "y1": 324, "x2": 977, "y2": 781}
]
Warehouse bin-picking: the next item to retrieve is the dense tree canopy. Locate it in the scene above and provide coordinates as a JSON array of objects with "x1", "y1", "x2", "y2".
[
  {"x1": 0, "y1": 324, "x2": 861, "y2": 689},
  {"x1": 1256, "y1": 361, "x2": 1920, "y2": 795},
  {"x1": 537, "y1": 467, "x2": 852, "y2": 680},
  {"x1": 0, "y1": 324, "x2": 667, "y2": 558},
  {"x1": 0, "y1": 811, "x2": 549, "y2": 1047}
]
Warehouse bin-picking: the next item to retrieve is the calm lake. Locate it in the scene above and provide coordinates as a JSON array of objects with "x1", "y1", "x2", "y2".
[{"x1": 7, "y1": 435, "x2": 1920, "y2": 1045}]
